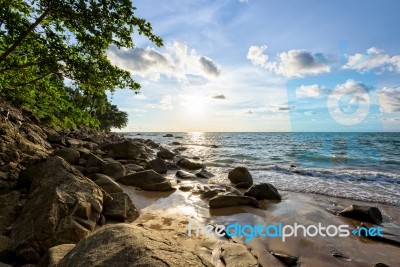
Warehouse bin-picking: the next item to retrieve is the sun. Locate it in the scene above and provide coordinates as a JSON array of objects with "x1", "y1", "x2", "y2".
[{"x1": 181, "y1": 95, "x2": 206, "y2": 116}]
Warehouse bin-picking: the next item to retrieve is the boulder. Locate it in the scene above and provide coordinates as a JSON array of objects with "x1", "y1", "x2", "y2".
[
  {"x1": 177, "y1": 158, "x2": 203, "y2": 170},
  {"x1": 244, "y1": 183, "x2": 281, "y2": 200},
  {"x1": 124, "y1": 163, "x2": 144, "y2": 173},
  {"x1": 118, "y1": 170, "x2": 174, "y2": 191},
  {"x1": 65, "y1": 138, "x2": 83, "y2": 148},
  {"x1": 100, "y1": 162, "x2": 126, "y2": 179},
  {"x1": 156, "y1": 148, "x2": 175, "y2": 160},
  {"x1": 228, "y1": 167, "x2": 253, "y2": 185},
  {"x1": 220, "y1": 243, "x2": 259, "y2": 267},
  {"x1": 176, "y1": 170, "x2": 197, "y2": 179},
  {"x1": 102, "y1": 141, "x2": 143, "y2": 159},
  {"x1": 195, "y1": 169, "x2": 214, "y2": 179},
  {"x1": 338, "y1": 205, "x2": 383, "y2": 224},
  {"x1": 10, "y1": 157, "x2": 105, "y2": 262},
  {"x1": 144, "y1": 139, "x2": 159, "y2": 149},
  {"x1": 58, "y1": 224, "x2": 212, "y2": 267},
  {"x1": 37, "y1": 244, "x2": 75, "y2": 267},
  {"x1": 163, "y1": 133, "x2": 174, "y2": 137},
  {"x1": 54, "y1": 148, "x2": 80, "y2": 165},
  {"x1": 93, "y1": 174, "x2": 123, "y2": 194},
  {"x1": 209, "y1": 195, "x2": 259, "y2": 209},
  {"x1": 270, "y1": 252, "x2": 299, "y2": 267},
  {"x1": 103, "y1": 193, "x2": 139, "y2": 222},
  {"x1": 179, "y1": 185, "x2": 193, "y2": 192},
  {"x1": 236, "y1": 182, "x2": 252, "y2": 189},
  {"x1": 146, "y1": 158, "x2": 167, "y2": 174},
  {"x1": 0, "y1": 190, "x2": 20, "y2": 235},
  {"x1": 85, "y1": 153, "x2": 106, "y2": 170}
]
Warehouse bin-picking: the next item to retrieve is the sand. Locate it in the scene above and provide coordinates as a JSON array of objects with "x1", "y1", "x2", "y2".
[{"x1": 121, "y1": 175, "x2": 400, "y2": 267}]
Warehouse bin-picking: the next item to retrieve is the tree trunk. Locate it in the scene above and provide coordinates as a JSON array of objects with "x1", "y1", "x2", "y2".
[{"x1": 0, "y1": 8, "x2": 51, "y2": 65}]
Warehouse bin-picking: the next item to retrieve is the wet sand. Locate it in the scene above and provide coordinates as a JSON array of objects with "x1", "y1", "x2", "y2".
[{"x1": 122, "y1": 176, "x2": 400, "y2": 267}]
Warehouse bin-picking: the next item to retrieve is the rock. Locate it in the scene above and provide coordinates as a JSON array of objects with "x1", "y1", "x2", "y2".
[
  {"x1": 0, "y1": 190, "x2": 20, "y2": 235},
  {"x1": 339, "y1": 205, "x2": 383, "y2": 224},
  {"x1": 244, "y1": 183, "x2": 282, "y2": 200},
  {"x1": 220, "y1": 243, "x2": 259, "y2": 267},
  {"x1": 372, "y1": 263, "x2": 390, "y2": 267},
  {"x1": 93, "y1": 174, "x2": 123, "y2": 194},
  {"x1": 171, "y1": 142, "x2": 181, "y2": 145},
  {"x1": 177, "y1": 158, "x2": 203, "y2": 170},
  {"x1": 100, "y1": 162, "x2": 126, "y2": 179},
  {"x1": 85, "y1": 153, "x2": 106, "y2": 170},
  {"x1": 46, "y1": 134, "x2": 65, "y2": 145},
  {"x1": 200, "y1": 190, "x2": 218, "y2": 199},
  {"x1": 236, "y1": 182, "x2": 252, "y2": 189},
  {"x1": 10, "y1": 157, "x2": 105, "y2": 262},
  {"x1": 102, "y1": 141, "x2": 143, "y2": 159},
  {"x1": 167, "y1": 163, "x2": 179, "y2": 170},
  {"x1": 163, "y1": 133, "x2": 174, "y2": 137},
  {"x1": 37, "y1": 244, "x2": 75, "y2": 267},
  {"x1": 179, "y1": 185, "x2": 193, "y2": 192},
  {"x1": 0, "y1": 236, "x2": 10, "y2": 261},
  {"x1": 209, "y1": 195, "x2": 259, "y2": 209},
  {"x1": 66, "y1": 138, "x2": 83, "y2": 148},
  {"x1": 144, "y1": 139, "x2": 159, "y2": 149},
  {"x1": 124, "y1": 163, "x2": 144, "y2": 173},
  {"x1": 156, "y1": 148, "x2": 175, "y2": 160},
  {"x1": 58, "y1": 224, "x2": 212, "y2": 267},
  {"x1": 103, "y1": 193, "x2": 139, "y2": 222},
  {"x1": 173, "y1": 147, "x2": 187, "y2": 152},
  {"x1": 83, "y1": 142, "x2": 98, "y2": 150},
  {"x1": 146, "y1": 158, "x2": 167, "y2": 174},
  {"x1": 54, "y1": 148, "x2": 80, "y2": 165},
  {"x1": 176, "y1": 170, "x2": 197, "y2": 179},
  {"x1": 270, "y1": 252, "x2": 298, "y2": 267},
  {"x1": 228, "y1": 167, "x2": 253, "y2": 185},
  {"x1": 195, "y1": 169, "x2": 214, "y2": 179},
  {"x1": 0, "y1": 262, "x2": 12, "y2": 267},
  {"x1": 73, "y1": 165, "x2": 85, "y2": 173},
  {"x1": 118, "y1": 170, "x2": 174, "y2": 191}
]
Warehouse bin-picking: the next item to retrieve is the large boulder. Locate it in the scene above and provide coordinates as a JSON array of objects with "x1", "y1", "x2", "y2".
[
  {"x1": 228, "y1": 167, "x2": 253, "y2": 185},
  {"x1": 177, "y1": 158, "x2": 203, "y2": 170},
  {"x1": 124, "y1": 163, "x2": 144, "y2": 173},
  {"x1": 92, "y1": 174, "x2": 123, "y2": 194},
  {"x1": 209, "y1": 195, "x2": 259, "y2": 209},
  {"x1": 10, "y1": 157, "x2": 105, "y2": 262},
  {"x1": 338, "y1": 205, "x2": 383, "y2": 224},
  {"x1": 58, "y1": 224, "x2": 212, "y2": 267},
  {"x1": 146, "y1": 158, "x2": 167, "y2": 174},
  {"x1": 37, "y1": 244, "x2": 75, "y2": 267},
  {"x1": 0, "y1": 190, "x2": 20, "y2": 235},
  {"x1": 100, "y1": 162, "x2": 126, "y2": 179},
  {"x1": 53, "y1": 148, "x2": 80, "y2": 165},
  {"x1": 244, "y1": 183, "x2": 282, "y2": 200},
  {"x1": 103, "y1": 193, "x2": 139, "y2": 222},
  {"x1": 156, "y1": 148, "x2": 175, "y2": 160},
  {"x1": 118, "y1": 170, "x2": 174, "y2": 191},
  {"x1": 102, "y1": 141, "x2": 143, "y2": 159}
]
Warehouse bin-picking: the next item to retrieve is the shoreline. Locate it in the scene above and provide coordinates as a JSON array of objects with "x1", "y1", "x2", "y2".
[{"x1": 0, "y1": 105, "x2": 398, "y2": 266}]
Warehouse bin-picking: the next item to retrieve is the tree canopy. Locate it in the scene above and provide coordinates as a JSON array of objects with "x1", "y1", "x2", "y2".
[{"x1": 0, "y1": 0, "x2": 162, "y2": 129}]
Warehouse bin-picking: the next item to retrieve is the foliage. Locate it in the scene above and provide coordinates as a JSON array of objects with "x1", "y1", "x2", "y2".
[{"x1": 0, "y1": 0, "x2": 162, "y2": 130}]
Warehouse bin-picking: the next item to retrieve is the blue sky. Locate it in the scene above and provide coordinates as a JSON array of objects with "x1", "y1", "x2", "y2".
[{"x1": 108, "y1": 0, "x2": 400, "y2": 132}]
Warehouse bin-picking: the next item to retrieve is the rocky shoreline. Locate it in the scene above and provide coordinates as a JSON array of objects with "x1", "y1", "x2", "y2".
[{"x1": 0, "y1": 100, "x2": 399, "y2": 267}]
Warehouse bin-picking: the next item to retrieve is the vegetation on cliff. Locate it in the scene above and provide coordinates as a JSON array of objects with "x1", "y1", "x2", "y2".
[{"x1": 0, "y1": 0, "x2": 162, "y2": 130}]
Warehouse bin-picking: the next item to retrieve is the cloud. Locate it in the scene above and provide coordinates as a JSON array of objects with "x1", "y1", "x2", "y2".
[
  {"x1": 247, "y1": 45, "x2": 330, "y2": 77},
  {"x1": 379, "y1": 87, "x2": 400, "y2": 113},
  {"x1": 343, "y1": 47, "x2": 400, "y2": 73},
  {"x1": 244, "y1": 110, "x2": 253, "y2": 114},
  {"x1": 329, "y1": 79, "x2": 371, "y2": 103},
  {"x1": 199, "y1": 57, "x2": 220, "y2": 76},
  {"x1": 211, "y1": 94, "x2": 226, "y2": 99},
  {"x1": 304, "y1": 111, "x2": 316, "y2": 116},
  {"x1": 107, "y1": 41, "x2": 221, "y2": 81},
  {"x1": 271, "y1": 106, "x2": 291, "y2": 113},
  {"x1": 296, "y1": 84, "x2": 320, "y2": 98},
  {"x1": 147, "y1": 95, "x2": 173, "y2": 110}
]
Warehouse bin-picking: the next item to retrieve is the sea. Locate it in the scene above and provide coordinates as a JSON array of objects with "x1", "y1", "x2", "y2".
[{"x1": 126, "y1": 132, "x2": 400, "y2": 206}]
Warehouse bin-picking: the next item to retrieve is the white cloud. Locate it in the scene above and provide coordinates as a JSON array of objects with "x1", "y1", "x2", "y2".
[
  {"x1": 296, "y1": 84, "x2": 320, "y2": 98},
  {"x1": 147, "y1": 95, "x2": 173, "y2": 110},
  {"x1": 343, "y1": 47, "x2": 400, "y2": 73},
  {"x1": 107, "y1": 41, "x2": 221, "y2": 81},
  {"x1": 247, "y1": 45, "x2": 330, "y2": 77},
  {"x1": 379, "y1": 87, "x2": 400, "y2": 113}
]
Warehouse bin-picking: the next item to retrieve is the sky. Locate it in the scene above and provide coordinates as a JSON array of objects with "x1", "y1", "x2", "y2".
[{"x1": 108, "y1": 0, "x2": 400, "y2": 132}]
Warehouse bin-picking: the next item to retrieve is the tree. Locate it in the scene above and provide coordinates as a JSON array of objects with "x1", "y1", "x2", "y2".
[
  {"x1": 97, "y1": 104, "x2": 128, "y2": 132},
  {"x1": 0, "y1": 0, "x2": 162, "y2": 129}
]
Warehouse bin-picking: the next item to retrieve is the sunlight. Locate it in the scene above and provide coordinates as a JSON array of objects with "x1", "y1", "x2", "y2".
[{"x1": 180, "y1": 95, "x2": 206, "y2": 117}]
